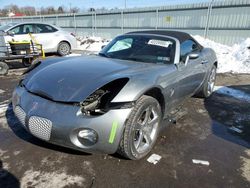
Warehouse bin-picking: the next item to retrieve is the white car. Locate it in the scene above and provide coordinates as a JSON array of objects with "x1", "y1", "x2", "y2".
[{"x1": 0, "y1": 22, "x2": 77, "y2": 56}]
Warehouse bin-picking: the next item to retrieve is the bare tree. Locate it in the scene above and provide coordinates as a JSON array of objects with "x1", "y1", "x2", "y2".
[
  {"x1": 57, "y1": 6, "x2": 64, "y2": 14},
  {"x1": 71, "y1": 7, "x2": 80, "y2": 13},
  {"x1": 20, "y1": 6, "x2": 36, "y2": 16},
  {"x1": 5, "y1": 4, "x2": 20, "y2": 13},
  {"x1": 47, "y1": 7, "x2": 56, "y2": 14},
  {"x1": 0, "y1": 8, "x2": 9, "y2": 17}
]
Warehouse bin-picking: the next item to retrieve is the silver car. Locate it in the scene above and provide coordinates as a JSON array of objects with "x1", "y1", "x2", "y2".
[
  {"x1": 1, "y1": 22, "x2": 77, "y2": 56},
  {"x1": 12, "y1": 31, "x2": 217, "y2": 160}
]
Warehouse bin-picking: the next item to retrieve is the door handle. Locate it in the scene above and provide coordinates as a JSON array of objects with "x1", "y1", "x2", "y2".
[{"x1": 201, "y1": 60, "x2": 208, "y2": 64}]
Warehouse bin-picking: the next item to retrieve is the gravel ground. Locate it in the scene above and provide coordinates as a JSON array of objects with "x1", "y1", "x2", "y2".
[{"x1": 0, "y1": 61, "x2": 250, "y2": 188}]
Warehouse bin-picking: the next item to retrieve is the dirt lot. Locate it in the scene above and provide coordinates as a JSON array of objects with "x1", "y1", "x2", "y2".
[{"x1": 0, "y1": 63, "x2": 250, "y2": 188}]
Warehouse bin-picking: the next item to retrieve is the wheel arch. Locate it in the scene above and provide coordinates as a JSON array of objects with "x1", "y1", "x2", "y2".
[
  {"x1": 142, "y1": 87, "x2": 165, "y2": 115},
  {"x1": 58, "y1": 40, "x2": 71, "y2": 48}
]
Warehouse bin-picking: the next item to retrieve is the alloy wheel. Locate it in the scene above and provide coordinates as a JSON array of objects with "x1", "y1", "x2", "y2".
[
  {"x1": 133, "y1": 105, "x2": 160, "y2": 154},
  {"x1": 207, "y1": 67, "x2": 216, "y2": 95}
]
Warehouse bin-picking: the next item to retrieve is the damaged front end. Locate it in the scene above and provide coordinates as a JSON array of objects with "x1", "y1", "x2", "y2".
[
  {"x1": 78, "y1": 78, "x2": 135, "y2": 116},
  {"x1": 13, "y1": 77, "x2": 135, "y2": 154}
]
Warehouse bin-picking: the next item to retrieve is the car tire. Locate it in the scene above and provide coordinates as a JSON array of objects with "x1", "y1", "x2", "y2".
[
  {"x1": 57, "y1": 41, "x2": 71, "y2": 56},
  {"x1": 199, "y1": 65, "x2": 217, "y2": 98},
  {"x1": 22, "y1": 58, "x2": 32, "y2": 67},
  {"x1": 0, "y1": 62, "x2": 9, "y2": 75},
  {"x1": 118, "y1": 95, "x2": 162, "y2": 160}
]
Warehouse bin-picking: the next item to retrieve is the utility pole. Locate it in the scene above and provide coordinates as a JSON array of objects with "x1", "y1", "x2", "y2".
[{"x1": 124, "y1": 0, "x2": 127, "y2": 9}]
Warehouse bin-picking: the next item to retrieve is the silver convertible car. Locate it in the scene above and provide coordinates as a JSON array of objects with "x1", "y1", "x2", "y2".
[{"x1": 12, "y1": 31, "x2": 217, "y2": 160}]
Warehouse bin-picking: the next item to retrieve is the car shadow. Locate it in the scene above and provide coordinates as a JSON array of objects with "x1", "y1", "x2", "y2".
[
  {"x1": 0, "y1": 160, "x2": 20, "y2": 188},
  {"x1": 5, "y1": 60, "x2": 25, "y2": 70},
  {"x1": 204, "y1": 84, "x2": 250, "y2": 148},
  {"x1": 6, "y1": 103, "x2": 91, "y2": 156}
]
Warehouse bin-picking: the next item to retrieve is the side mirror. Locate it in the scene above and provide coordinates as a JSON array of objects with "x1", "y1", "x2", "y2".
[
  {"x1": 101, "y1": 45, "x2": 106, "y2": 49},
  {"x1": 7, "y1": 31, "x2": 15, "y2": 36},
  {"x1": 189, "y1": 53, "x2": 199, "y2": 59},
  {"x1": 184, "y1": 53, "x2": 199, "y2": 66}
]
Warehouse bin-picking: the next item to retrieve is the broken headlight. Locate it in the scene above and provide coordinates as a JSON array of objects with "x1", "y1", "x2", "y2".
[
  {"x1": 80, "y1": 78, "x2": 129, "y2": 116},
  {"x1": 80, "y1": 89, "x2": 109, "y2": 115}
]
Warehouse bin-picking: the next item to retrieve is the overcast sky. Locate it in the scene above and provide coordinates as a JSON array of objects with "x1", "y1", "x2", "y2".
[{"x1": 0, "y1": 0, "x2": 213, "y2": 9}]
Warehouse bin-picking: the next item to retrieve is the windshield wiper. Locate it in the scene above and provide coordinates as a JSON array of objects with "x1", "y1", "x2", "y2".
[
  {"x1": 120, "y1": 57, "x2": 145, "y2": 62},
  {"x1": 98, "y1": 52, "x2": 111, "y2": 58}
]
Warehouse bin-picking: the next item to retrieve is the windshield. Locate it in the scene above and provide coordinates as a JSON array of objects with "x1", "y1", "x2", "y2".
[
  {"x1": 99, "y1": 35, "x2": 176, "y2": 64},
  {"x1": 0, "y1": 23, "x2": 18, "y2": 31}
]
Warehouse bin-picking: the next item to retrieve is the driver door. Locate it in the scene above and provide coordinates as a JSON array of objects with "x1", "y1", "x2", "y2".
[{"x1": 176, "y1": 39, "x2": 207, "y2": 102}]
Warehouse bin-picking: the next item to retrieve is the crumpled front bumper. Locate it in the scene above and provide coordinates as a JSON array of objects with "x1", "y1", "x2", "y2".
[{"x1": 12, "y1": 86, "x2": 133, "y2": 154}]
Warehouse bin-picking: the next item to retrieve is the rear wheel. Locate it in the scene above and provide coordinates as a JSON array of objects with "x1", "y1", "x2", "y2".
[
  {"x1": 57, "y1": 42, "x2": 71, "y2": 56},
  {"x1": 199, "y1": 65, "x2": 217, "y2": 98},
  {"x1": 118, "y1": 95, "x2": 162, "y2": 160},
  {"x1": 0, "y1": 62, "x2": 9, "y2": 75}
]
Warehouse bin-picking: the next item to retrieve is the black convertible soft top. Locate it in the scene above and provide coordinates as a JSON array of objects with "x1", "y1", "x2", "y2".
[{"x1": 127, "y1": 30, "x2": 198, "y2": 44}]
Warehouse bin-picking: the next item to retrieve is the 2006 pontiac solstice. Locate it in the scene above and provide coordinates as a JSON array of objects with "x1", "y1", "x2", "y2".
[{"x1": 12, "y1": 30, "x2": 217, "y2": 160}]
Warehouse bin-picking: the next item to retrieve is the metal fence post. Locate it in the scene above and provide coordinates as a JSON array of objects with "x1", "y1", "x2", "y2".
[
  {"x1": 56, "y1": 15, "x2": 58, "y2": 26},
  {"x1": 121, "y1": 10, "x2": 124, "y2": 34},
  {"x1": 73, "y1": 13, "x2": 77, "y2": 34},
  {"x1": 155, "y1": 8, "x2": 159, "y2": 30},
  {"x1": 91, "y1": 12, "x2": 94, "y2": 36},
  {"x1": 94, "y1": 12, "x2": 97, "y2": 36},
  {"x1": 204, "y1": 0, "x2": 214, "y2": 38}
]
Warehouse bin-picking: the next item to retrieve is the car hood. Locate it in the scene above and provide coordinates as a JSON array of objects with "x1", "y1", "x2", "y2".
[{"x1": 23, "y1": 55, "x2": 160, "y2": 102}]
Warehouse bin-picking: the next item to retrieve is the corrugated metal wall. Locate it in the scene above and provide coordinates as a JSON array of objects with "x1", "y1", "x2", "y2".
[{"x1": 0, "y1": 0, "x2": 249, "y2": 45}]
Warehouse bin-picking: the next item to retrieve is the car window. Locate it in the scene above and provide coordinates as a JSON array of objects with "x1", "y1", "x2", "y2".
[
  {"x1": 108, "y1": 38, "x2": 133, "y2": 53},
  {"x1": 35, "y1": 24, "x2": 57, "y2": 33},
  {"x1": 9, "y1": 25, "x2": 23, "y2": 34},
  {"x1": 180, "y1": 39, "x2": 199, "y2": 57},
  {"x1": 22, "y1": 24, "x2": 34, "y2": 34},
  {"x1": 10, "y1": 24, "x2": 34, "y2": 34}
]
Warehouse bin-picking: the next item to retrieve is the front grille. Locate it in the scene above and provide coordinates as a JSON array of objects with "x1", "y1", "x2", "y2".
[
  {"x1": 28, "y1": 116, "x2": 52, "y2": 141},
  {"x1": 14, "y1": 106, "x2": 26, "y2": 126}
]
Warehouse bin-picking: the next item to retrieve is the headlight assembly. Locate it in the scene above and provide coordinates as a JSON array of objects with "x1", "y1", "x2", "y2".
[{"x1": 79, "y1": 78, "x2": 129, "y2": 116}]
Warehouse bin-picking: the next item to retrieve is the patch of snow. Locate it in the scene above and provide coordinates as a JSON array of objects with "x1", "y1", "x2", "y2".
[
  {"x1": 0, "y1": 149, "x2": 7, "y2": 157},
  {"x1": 213, "y1": 86, "x2": 250, "y2": 102},
  {"x1": 21, "y1": 169, "x2": 85, "y2": 188},
  {"x1": 228, "y1": 126, "x2": 243, "y2": 134},
  {"x1": 13, "y1": 151, "x2": 21, "y2": 156},
  {"x1": 0, "y1": 103, "x2": 8, "y2": 116},
  {"x1": 240, "y1": 150, "x2": 250, "y2": 182},
  {"x1": 0, "y1": 162, "x2": 10, "y2": 178},
  {"x1": 76, "y1": 36, "x2": 110, "y2": 53},
  {"x1": 193, "y1": 36, "x2": 250, "y2": 74},
  {"x1": 66, "y1": 53, "x2": 82, "y2": 57},
  {"x1": 0, "y1": 89, "x2": 5, "y2": 94}
]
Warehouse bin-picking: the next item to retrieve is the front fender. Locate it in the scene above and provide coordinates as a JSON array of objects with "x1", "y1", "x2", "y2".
[{"x1": 111, "y1": 76, "x2": 163, "y2": 102}]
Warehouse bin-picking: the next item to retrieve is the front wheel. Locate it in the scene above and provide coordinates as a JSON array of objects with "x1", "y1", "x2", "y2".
[
  {"x1": 118, "y1": 95, "x2": 162, "y2": 160},
  {"x1": 0, "y1": 62, "x2": 9, "y2": 75},
  {"x1": 57, "y1": 42, "x2": 71, "y2": 56}
]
